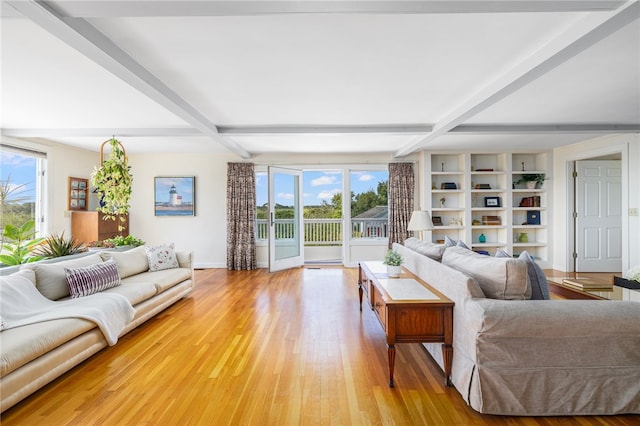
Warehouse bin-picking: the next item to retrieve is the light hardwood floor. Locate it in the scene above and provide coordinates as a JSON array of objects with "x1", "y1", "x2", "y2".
[{"x1": 2, "y1": 268, "x2": 638, "y2": 425}]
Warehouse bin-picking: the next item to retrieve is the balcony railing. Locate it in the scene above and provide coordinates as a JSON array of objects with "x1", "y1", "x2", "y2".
[{"x1": 256, "y1": 218, "x2": 388, "y2": 244}]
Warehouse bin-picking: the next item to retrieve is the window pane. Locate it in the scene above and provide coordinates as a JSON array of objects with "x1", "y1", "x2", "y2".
[
  {"x1": 1, "y1": 149, "x2": 38, "y2": 232},
  {"x1": 303, "y1": 170, "x2": 342, "y2": 247},
  {"x1": 255, "y1": 171, "x2": 268, "y2": 240},
  {"x1": 350, "y1": 170, "x2": 389, "y2": 239}
]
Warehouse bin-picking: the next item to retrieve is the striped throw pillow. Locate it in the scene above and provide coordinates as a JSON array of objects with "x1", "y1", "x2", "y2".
[{"x1": 65, "y1": 260, "x2": 122, "y2": 298}]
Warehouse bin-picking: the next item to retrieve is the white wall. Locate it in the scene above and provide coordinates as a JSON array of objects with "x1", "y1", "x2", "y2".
[{"x1": 552, "y1": 133, "x2": 640, "y2": 273}]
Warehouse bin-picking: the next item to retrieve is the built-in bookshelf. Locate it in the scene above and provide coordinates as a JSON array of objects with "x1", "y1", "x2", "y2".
[{"x1": 423, "y1": 152, "x2": 551, "y2": 267}]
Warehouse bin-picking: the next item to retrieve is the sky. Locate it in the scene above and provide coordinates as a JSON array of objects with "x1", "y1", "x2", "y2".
[
  {"x1": 1, "y1": 151, "x2": 37, "y2": 202},
  {"x1": 256, "y1": 170, "x2": 388, "y2": 206}
]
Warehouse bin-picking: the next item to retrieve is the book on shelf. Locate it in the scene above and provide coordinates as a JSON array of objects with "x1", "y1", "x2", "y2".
[
  {"x1": 481, "y1": 215, "x2": 501, "y2": 225},
  {"x1": 562, "y1": 278, "x2": 613, "y2": 291}
]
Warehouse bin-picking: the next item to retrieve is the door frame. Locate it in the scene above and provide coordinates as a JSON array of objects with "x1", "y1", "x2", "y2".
[{"x1": 564, "y1": 143, "x2": 629, "y2": 273}]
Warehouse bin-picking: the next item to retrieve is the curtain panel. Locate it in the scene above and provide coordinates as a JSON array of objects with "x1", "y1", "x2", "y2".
[
  {"x1": 388, "y1": 162, "x2": 414, "y2": 248},
  {"x1": 226, "y1": 162, "x2": 257, "y2": 270}
]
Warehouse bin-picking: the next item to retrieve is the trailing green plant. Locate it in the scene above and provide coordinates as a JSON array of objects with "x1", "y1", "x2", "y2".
[
  {"x1": 105, "y1": 235, "x2": 145, "y2": 247},
  {"x1": 0, "y1": 220, "x2": 45, "y2": 266},
  {"x1": 514, "y1": 174, "x2": 548, "y2": 186},
  {"x1": 91, "y1": 138, "x2": 132, "y2": 229},
  {"x1": 383, "y1": 249, "x2": 403, "y2": 266},
  {"x1": 35, "y1": 232, "x2": 87, "y2": 258}
]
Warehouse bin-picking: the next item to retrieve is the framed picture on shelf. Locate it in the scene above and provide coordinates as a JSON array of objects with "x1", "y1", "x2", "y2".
[
  {"x1": 432, "y1": 216, "x2": 443, "y2": 226},
  {"x1": 484, "y1": 196, "x2": 501, "y2": 207},
  {"x1": 68, "y1": 177, "x2": 88, "y2": 211},
  {"x1": 154, "y1": 176, "x2": 196, "y2": 216}
]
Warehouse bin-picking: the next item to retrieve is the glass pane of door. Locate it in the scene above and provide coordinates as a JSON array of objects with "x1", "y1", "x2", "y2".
[{"x1": 269, "y1": 167, "x2": 303, "y2": 272}]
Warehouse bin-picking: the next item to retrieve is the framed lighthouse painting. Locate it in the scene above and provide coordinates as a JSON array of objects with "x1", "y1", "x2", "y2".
[{"x1": 154, "y1": 176, "x2": 196, "y2": 216}]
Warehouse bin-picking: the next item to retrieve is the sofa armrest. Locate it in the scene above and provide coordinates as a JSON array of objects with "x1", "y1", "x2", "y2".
[
  {"x1": 176, "y1": 251, "x2": 193, "y2": 270},
  {"x1": 468, "y1": 299, "x2": 640, "y2": 367}
]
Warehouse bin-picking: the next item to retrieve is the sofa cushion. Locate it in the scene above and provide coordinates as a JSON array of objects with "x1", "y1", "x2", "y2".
[
  {"x1": 405, "y1": 238, "x2": 446, "y2": 261},
  {"x1": 442, "y1": 246, "x2": 530, "y2": 300},
  {"x1": 123, "y1": 267, "x2": 192, "y2": 293},
  {"x1": 444, "y1": 235, "x2": 470, "y2": 250},
  {"x1": 104, "y1": 281, "x2": 158, "y2": 306},
  {"x1": 99, "y1": 246, "x2": 149, "y2": 278},
  {"x1": 65, "y1": 260, "x2": 122, "y2": 298},
  {"x1": 145, "y1": 244, "x2": 180, "y2": 272},
  {"x1": 21, "y1": 253, "x2": 103, "y2": 300},
  {"x1": 0, "y1": 317, "x2": 96, "y2": 377}
]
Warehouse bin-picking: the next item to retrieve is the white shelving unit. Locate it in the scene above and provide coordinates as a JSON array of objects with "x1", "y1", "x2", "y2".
[{"x1": 423, "y1": 151, "x2": 552, "y2": 267}]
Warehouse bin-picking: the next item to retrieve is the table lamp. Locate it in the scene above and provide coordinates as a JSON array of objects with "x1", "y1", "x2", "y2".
[{"x1": 407, "y1": 210, "x2": 434, "y2": 240}]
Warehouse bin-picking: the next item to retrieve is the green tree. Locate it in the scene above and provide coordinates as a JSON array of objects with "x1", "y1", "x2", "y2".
[{"x1": 1, "y1": 175, "x2": 35, "y2": 247}]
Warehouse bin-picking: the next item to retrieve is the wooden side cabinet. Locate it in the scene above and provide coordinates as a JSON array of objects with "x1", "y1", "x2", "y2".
[{"x1": 71, "y1": 211, "x2": 129, "y2": 244}]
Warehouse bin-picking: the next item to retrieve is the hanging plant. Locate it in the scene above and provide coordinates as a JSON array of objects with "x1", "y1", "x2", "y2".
[{"x1": 91, "y1": 138, "x2": 132, "y2": 229}]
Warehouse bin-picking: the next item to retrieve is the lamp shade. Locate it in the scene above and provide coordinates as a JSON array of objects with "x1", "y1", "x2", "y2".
[{"x1": 407, "y1": 210, "x2": 434, "y2": 231}]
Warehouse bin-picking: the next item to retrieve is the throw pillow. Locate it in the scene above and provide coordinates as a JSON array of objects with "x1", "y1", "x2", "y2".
[
  {"x1": 444, "y1": 236, "x2": 457, "y2": 247},
  {"x1": 518, "y1": 251, "x2": 551, "y2": 300},
  {"x1": 442, "y1": 246, "x2": 530, "y2": 300},
  {"x1": 456, "y1": 240, "x2": 470, "y2": 250},
  {"x1": 145, "y1": 244, "x2": 180, "y2": 272},
  {"x1": 65, "y1": 260, "x2": 122, "y2": 298}
]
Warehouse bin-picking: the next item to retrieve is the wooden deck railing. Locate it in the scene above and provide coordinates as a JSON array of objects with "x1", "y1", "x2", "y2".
[{"x1": 256, "y1": 218, "x2": 388, "y2": 244}]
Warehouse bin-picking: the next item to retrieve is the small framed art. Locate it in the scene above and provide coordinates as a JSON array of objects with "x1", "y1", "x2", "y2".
[
  {"x1": 484, "y1": 196, "x2": 501, "y2": 208},
  {"x1": 68, "y1": 177, "x2": 88, "y2": 211},
  {"x1": 154, "y1": 176, "x2": 196, "y2": 216}
]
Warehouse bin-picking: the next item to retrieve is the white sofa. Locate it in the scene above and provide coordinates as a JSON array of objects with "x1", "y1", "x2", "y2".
[
  {"x1": 393, "y1": 239, "x2": 640, "y2": 416},
  {"x1": 0, "y1": 246, "x2": 194, "y2": 412}
]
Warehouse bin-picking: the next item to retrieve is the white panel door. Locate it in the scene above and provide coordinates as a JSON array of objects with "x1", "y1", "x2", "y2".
[{"x1": 575, "y1": 161, "x2": 622, "y2": 272}]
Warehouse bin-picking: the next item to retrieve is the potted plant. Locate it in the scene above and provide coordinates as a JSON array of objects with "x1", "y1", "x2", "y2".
[
  {"x1": 91, "y1": 138, "x2": 132, "y2": 231},
  {"x1": 34, "y1": 232, "x2": 87, "y2": 258},
  {"x1": 383, "y1": 249, "x2": 403, "y2": 278},
  {"x1": 515, "y1": 174, "x2": 547, "y2": 189}
]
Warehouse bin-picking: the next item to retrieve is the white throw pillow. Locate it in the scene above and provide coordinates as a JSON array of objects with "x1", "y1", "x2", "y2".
[
  {"x1": 145, "y1": 244, "x2": 180, "y2": 272},
  {"x1": 100, "y1": 246, "x2": 149, "y2": 278}
]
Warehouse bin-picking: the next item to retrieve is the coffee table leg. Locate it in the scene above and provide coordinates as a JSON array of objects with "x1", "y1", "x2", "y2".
[{"x1": 388, "y1": 344, "x2": 396, "y2": 387}]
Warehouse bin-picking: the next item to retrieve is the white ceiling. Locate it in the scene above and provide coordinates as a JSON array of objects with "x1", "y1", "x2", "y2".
[{"x1": 1, "y1": 1, "x2": 639, "y2": 158}]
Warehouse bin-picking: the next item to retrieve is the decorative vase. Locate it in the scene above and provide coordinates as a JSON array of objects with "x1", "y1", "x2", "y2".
[
  {"x1": 518, "y1": 233, "x2": 529, "y2": 243},
  {"x1": 478, "y1": 233, "x2": 486, "y2": 243},
  {"x1": 526, "y1": 181, "x2": 537, "y2": 190},
  {"x1": 387, "y1": 265, "x2": 401, "y2": 278}
]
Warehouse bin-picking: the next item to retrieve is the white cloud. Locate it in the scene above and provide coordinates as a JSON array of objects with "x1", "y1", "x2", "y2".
[
  {"x1": 358, "y1": 173, "x2": 375, "y2": 182},
  {"x1": 311, "y1": 175, "x2": 338, "y2": 186},
  {"x1": 317, "y1": 188, "x2": 342, "y2": 199},
  {"x1": 277, "y1": 192, "x2": 294, "y2": 199}
]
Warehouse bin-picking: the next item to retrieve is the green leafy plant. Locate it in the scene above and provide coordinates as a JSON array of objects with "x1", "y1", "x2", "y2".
[
  {"x1": 91, "y1": 138, "x2": 133, "y2": 229},
  {"x1": 35, "y1": 232, "x2": 87, "y2": 258},
  {"x1": 105, "y1": 235, "x2": 145, "y2": 247},
  {"x1": 514, "y1": 174, "x2": 548, "y2": 187},
  {"x1": 0, "y1": 220, "x2": 45, "y2": 266},
  {"x1": 383, "y1": 249, "x2": 403, "y2": 266}
]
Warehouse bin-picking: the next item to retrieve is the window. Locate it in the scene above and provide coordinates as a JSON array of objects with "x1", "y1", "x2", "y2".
[
  {"x1": 255, "y1": 170, "x2": 268, "y2": 241},
  {"x1": 349, "y1": 170, "x2": 389, "y2": 239},
  {"x1": 0, "y1": 144, "x2": 46, "y2": 236}
]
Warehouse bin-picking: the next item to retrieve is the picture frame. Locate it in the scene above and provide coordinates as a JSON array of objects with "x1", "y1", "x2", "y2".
[
  {"x1": 484, "y1": 196, "x2": 501, "y2": 207},
  {"x1": 154, "y1": 176, "x2": 196, "y2": 216},
  {"x1": 432, "y1": 216, "x2": 443, "y2": 226},
  {"x1": 68, "y1": 177, "x2": 88, "y2": 211}
]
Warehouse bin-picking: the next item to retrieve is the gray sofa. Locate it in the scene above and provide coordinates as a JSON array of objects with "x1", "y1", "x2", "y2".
[
  {"x1": 393, "y1": 239, "x2": 640, "y2": 416},
  {"x1": 0, "y1": 246, "x2": 194, "y2": 412}
]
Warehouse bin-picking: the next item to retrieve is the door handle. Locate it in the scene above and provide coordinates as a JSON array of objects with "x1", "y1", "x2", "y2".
[{"x1": 270, "y1": 212, "x2": 274, "y2": 226}]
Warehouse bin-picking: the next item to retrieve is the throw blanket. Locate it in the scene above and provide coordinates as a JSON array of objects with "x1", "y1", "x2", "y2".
[{"x1": 1, "y1": 274, "x2": 135, "y2": 346}]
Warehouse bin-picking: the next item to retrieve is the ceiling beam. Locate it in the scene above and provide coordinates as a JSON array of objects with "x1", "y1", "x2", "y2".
[
  {"x1": 451, "y1": 124, "x2": 640, "y2": 134},
  {"x1": 6, "y1": 0, "x2": 251, "y2": 159},
  {"x1": 48, "y1": 1, "x2": 627, "y2": 18},
  {"x1": 1, "y1": 128, "x2": 203, "y2": 138},
  {"x1": 393, "y1": 0, "x2": 640, "y2": 157},
  {"x1": 218, "y1": 124, "x2": 432, "y2": 135}
]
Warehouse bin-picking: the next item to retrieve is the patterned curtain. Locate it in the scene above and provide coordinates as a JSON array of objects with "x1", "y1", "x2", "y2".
[
  {"x1": 226, "y1": 162, "x2": 257, "y2": 270},
  {"x1": 388, "y1": 162, "x2": 414, "y2": 248}
]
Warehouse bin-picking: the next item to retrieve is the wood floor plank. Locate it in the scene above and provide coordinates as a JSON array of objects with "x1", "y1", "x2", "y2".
[{"x1": 2, "y1": 267, "x2": 639, "y2": 425}]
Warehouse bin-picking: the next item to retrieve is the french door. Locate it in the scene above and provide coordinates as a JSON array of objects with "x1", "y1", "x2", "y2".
[{"x1": 268, "y1": 167, "x2": 304, "y2": 272}]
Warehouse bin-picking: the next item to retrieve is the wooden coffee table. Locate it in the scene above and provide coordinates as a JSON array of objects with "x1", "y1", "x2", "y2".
[{"x1": 358, "y1": 261, "x2": 454, "y2": 387}]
